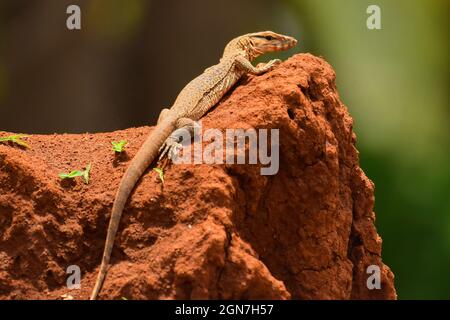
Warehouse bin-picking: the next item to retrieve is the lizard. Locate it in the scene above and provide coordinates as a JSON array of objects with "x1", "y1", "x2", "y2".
[{"x1": 90, "y1": 31, "x2": 297, "y2": 300}]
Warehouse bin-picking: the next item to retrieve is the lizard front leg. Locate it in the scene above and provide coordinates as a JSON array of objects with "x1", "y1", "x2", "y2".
[
  {"x1": 235, "y1": 55, "x2": 281, "y2": 75},
  {"x1": 159, "y1": 117, "x2": 197, "y2": 161}
]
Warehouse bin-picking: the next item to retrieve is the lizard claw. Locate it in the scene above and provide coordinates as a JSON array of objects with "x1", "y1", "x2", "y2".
[
  {"x1": 257, "y1": 59, "x2": 282, "y2": 73},
  {"x1": 268, "y1": 59, "x2": 282, "y2": 68},
  {"x1": 159, "y1": 137, "x2": 182, "y2": 161}
]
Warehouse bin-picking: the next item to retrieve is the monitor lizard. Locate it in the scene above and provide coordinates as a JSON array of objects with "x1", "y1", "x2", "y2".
[{"x1": 90, "y1": 31, "x2": 297, "y2": 300}]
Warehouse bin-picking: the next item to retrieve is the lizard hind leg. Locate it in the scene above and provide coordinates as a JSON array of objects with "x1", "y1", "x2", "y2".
[
  {"x1": 157, "y1": 108, "x2": 171, "y2": 124},
  {"x1": 159, "y1": 118, "x2": 197, "y2": 161}
]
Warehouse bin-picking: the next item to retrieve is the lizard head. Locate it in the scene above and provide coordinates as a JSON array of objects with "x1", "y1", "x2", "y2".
[{"x1": 224, "y1": 31, "x2": 298, "y2": 61}]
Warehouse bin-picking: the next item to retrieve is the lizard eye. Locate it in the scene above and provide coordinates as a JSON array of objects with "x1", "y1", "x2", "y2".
[{"x1": 265, "y1": 35, "x2": 274, "y2": 40}]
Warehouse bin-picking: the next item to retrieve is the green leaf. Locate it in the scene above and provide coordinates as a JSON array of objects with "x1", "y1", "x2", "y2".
[
  {"x1": 59, "y1": 170, "x2": 83, "y2": 179},
  {"x1": 59, "y1": 163, "x2": 91, "y2": 184},
  {"x1": 0, "y1": 134, "x2": 30, "y2": 148},
  {"x1": 112, "y1": 140, "x2": 128, "y2": 153},
  {"x1": 83, "y1": 163, "x2": 91, "y2": 184},
  {"x1": 153, "y1": 167, "x2": 164, "y2": 184}
]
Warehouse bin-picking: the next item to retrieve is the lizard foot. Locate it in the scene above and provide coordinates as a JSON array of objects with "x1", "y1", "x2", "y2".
[
  {"x1": 265, "y1": 59, "x2": 282, "y2": 70},
  {"x1": 256, "y1": 59, "x2": 281, "y2": 69},
  {"x1": 159, "y1": 136, "x2": 182, "y2": 161}
]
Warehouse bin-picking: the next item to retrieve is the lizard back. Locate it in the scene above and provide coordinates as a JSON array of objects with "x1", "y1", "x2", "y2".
[{"x1": 171, "y1": 56, "x2": 243, "y2": 120}]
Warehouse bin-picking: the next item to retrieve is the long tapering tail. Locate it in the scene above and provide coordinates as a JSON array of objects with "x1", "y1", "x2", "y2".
[{"x1": 90, "y1": 116, "x2": 177, "y2": 300}]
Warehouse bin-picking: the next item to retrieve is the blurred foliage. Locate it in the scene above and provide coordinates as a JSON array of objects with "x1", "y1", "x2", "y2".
[
  {"x1": 287, "y1": 0, "x2": 450, "y2": 298},
  {"x1": 86, "y1": 0, "x2": 148, "y2": 41},
  {"x1": 0, "y1": 61, "x2": 6, "y2": 103},
  {"x1": 0, "y1": 8, "x2": 6, "y2": 103}
]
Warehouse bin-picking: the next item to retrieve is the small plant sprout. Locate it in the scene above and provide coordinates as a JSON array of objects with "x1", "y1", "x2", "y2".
[
  {"x1": 112, "y1": 140, "x2": 128, "y2": 153},
  {"x1": 0, "y1": 134, "x2": 30, "y2": 149},
  {"x1": 153, "y1": 167, "x2": 165, "y2": 184},
  {"x1": 59, "y1": 163, "x2": 92, "y2": 184}
]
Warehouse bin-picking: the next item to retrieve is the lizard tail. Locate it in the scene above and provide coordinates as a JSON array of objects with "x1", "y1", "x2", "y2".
[{"x1": 90, "y1": 116, "x2": 177, "y2": 300}]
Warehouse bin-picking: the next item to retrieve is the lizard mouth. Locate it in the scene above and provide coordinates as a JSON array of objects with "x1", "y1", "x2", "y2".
[
  {"x1": 281, "y1": 38, "x2": 298, "y2": 49},
  {"x1": 264, "y1": 38, "x2": 297, "y2": 52}
]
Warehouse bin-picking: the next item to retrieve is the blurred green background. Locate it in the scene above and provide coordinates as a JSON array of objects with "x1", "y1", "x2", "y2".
[
  {"x1": 0, "y1": 0, "x2": 449, "y2": 299},
  {"x1": 289, "y1": 0, "x2": 450, "y2": 299}
]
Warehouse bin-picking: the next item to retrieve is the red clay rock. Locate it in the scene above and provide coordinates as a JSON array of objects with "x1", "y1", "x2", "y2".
[{"x1": 0, "y1": 53, "x2": 396, "y2": 300}]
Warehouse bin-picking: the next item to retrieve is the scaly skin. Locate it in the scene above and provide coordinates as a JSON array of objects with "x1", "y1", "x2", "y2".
[{"x1": 90, "y1": 31, "x2": 297, "y2": 300}]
